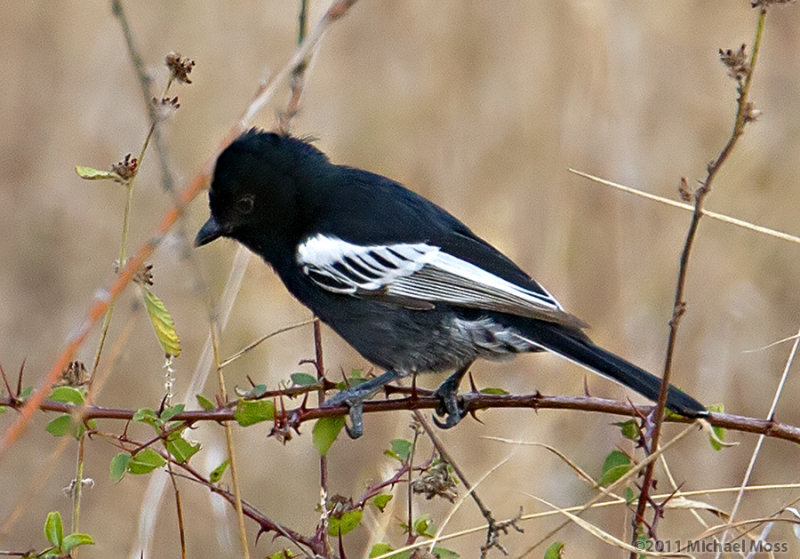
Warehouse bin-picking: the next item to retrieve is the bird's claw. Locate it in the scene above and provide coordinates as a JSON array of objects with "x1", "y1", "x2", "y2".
[
  {"x1": 322, "y1": 390, "x2": 367, "y2": 439},
  {"x1": 433, "y1": 382, "x2": 467, "y2": 429}
]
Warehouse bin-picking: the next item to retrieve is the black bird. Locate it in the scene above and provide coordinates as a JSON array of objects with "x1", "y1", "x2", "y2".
[{"x1": 195, "y1": 130, "x2": 707, "y2": 438}]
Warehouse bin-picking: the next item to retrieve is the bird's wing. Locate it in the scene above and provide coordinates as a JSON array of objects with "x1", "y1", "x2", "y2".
[{"x1": 296, "y1": 234, "x2": 587, "y2": 329}]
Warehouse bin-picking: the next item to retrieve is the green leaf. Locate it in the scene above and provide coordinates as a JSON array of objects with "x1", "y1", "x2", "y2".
[
  {"x1": 61, "y1": 533, "x2": 94, "y2": 552},
  {"x1": 413, "y1": 513, "x2": 436, "y2": 538},
  {"x1": 543, "y1": 541, "x2": 564, "y2": 559},
  {"x1": 369, "y1": 543, "x2": 395, "y2": 558},
  {"x1": 127, "y1": 448, "x2": 166, "y2": 475},
  {"x1": 160, "y1": 404, "x2": 185, "y2": 422},
  {"x1": 480, "y1": 387, "x2": 509, "y2": 395},
  {"x1": 109, "y1": 453, "x2": 131, "y2": 483},
  {"x1": 44, "y1": 511, "x2": 63, "y2": 548},
  {"x1": 74, "y1": 165, "x2": 122, "y2": 182},
  {"x1": 328, "y1": 509, "x2": 362, "y2": 536},
  {"x1": 624, "y1": 487, "x2": 636, "y2": 504},
  {"x1": 312, "y1": 416, "x2": 345, "y2": 455},
  {"x1": 132, "y1": 408, "x2": 160, "y2": 427},
  {"x1": 19, "y1": 386, "x2": 33, "y2": 400},
  {"x1": 45, "y1": 415, "x2": 73, "y2": 438},
  {"x1": 291, "y1": 372, "x2": 317, "y2": 386},
  {"x1": 49, "y1": 386, "x2": 85, "y2": 405},
  {"x1": 384, "y1": 438, "x2": 412, "y2": 462},
  {"x1": 370, "y1": 494, "x2": 393, "y2": 513},
  {"x1": 599, "y1": 450, "x2": 632, "y2": 486},
  {"x1": 165, "y1": 434, "x2": 200, "y2": 463},
  {"x1": 706, "y1": 403, "x2": 726, "y2": 451},
  {"x1": 613, "y1": 420, "x2": 640, "y2": 441},
  {"x1": 209, "y1": 459, "x2": 230, "y2": 483},
  {"x1": 234, "y1": 399, "x2": 275, "y2": 426},
  {"x1": 432, "y1": 548, "x2": 459, "y2": 558},
  {"x1": 141, "y1": 287, "x2": 181, "y2": 357},
  {"x1": 196, "y1": 394, "x2": 216, "y2": 410},
  {"x1": 244, "y1": 383, "x2": 268, "y2": 398},
  {"x1": 268, "y1": 550, "x2": 297, "y2": 559}
]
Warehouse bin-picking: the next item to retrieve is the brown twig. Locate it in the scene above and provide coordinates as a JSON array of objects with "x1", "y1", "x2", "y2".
[
  {"x1": 630, "y1": 7, "x2": 769, "y2": 552},
  {"x1": 8, "y1": 392, "x2": 800, "y2": 445}
]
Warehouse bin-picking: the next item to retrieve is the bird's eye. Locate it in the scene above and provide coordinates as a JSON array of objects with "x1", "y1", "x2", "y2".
[{"x1": 235, "y1": 195, "x2": 255, "y2": 215}]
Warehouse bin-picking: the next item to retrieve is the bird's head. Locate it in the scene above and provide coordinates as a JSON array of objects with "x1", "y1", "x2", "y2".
[{"x1": 195, "y1": 129, "x2": 328, "y2": 256}]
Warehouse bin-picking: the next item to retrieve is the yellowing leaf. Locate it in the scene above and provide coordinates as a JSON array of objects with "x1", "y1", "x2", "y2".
[
  {"x1": 74, "y1": 165, "x2": 122, "y2": 182},
  {"x1": 141, "y1": 287, "x2": 181, "y2": 357}
]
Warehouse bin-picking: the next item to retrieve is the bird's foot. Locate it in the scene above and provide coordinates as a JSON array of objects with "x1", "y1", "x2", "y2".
[
  {"x1": 322, "y1": 370, "x2": 402, "y2": 439},
  {"x1": 432, "y1": 370, "x2": 468, "y2": 429}
]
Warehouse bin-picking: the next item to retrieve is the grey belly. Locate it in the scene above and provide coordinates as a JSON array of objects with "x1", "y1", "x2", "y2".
[{"x1": 327, "y1": 310, "x2": 539, "y2": 375}]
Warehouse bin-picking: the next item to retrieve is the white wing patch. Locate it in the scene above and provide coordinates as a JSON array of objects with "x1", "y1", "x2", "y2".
[{"x1": 296, "y1": 234, "x2": 582, "y2": 326}]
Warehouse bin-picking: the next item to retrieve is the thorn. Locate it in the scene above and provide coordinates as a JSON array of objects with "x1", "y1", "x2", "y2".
[
  {"x1": 0, "y1": 362, "x2": 13, "y2": 399},
  {"x1": 17, "y1": 358, "x2": 26, "y2": 399},
  {"x1": 468, "y1": 371, "x2": 478, "y2": 393}
]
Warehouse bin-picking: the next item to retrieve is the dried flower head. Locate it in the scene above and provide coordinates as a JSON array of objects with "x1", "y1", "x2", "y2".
[
  {"x1": 58, "y1": 361, "x2": 88, "y2": 387},
  {"x1": 110, "y1": 153, "x2": 138, "y2": 183},
  {"x1": 411, "y1": 461, "x2": 458, "y2": 503},
  {"x1": 678, "y1": 177, "x2": 692, "y2": 203},
  {"x1": 133, "y1": 263, "x2": 155, "y2": 286},
  {"x1": 165, "y1": 52, "x2": 195, "y2": 84},
  {"x1": 152, "y1": 96, "x2": 181, "y2": 121},
  {"x1": 719, "y1": 44, "x2": 749, "y2": 82}
]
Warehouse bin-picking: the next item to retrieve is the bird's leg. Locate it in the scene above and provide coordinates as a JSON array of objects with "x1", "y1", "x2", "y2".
[
  {"x1": 322, "y1": 369, "x2": 403, "y2": 439},
  {"x1": 432, "y1": 362, "x2": 472, "y2": 429}
]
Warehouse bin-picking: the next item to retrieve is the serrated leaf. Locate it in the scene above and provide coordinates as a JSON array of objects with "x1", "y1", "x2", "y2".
[
  {"x1": 44, "y1": 511, "x2": 63, "y2": 548},
  {"x1": 74, "y1": 165, "x2": 122, "y2": 182},
  {"x1": 371, "y1": 494, "x2": 393, "y2": 513},
  {"x1": 209, "y1": 459, "x2": 230, "y2": 483},
  {"x1": 61, "y1": 533, "x2": 94, "y2": 552},
  {"x1": 127, "y1": 448, "x2": 166, "y2": 475},
  {"x1": 543, "y1": 541, "x2": 564, "y2": 559},
  {"x1": 328, "y1": 509, "x2": 362, "y2": 536},
  {"x1": 613, "y1": 420, "x2": 640, "y2": 441},
  {"x1": 50, "y1": 386, "x2": 85, "y2": 405},
  {"x1": 160, "y1": 404, "x2": 185, "y2": 422},
  {"x1": 599, "y1": 450, "x2": 632, "y2": 486},
  {"x1": 165, "y1": 434, "x2": 200, "y2": 463},
  {"x1": 291, "y1": 372, "x2": 318, "y2": 386},
  {"x1": 196, "y1": 394, "x2": 215, "y2": 411},
  {"x1": 109, "y1": 453, "x2": 131, "y2": 483},
  {"x1": 313, "y1": 416, "x2": 345, "y2": 455},
  {"x1": 480, "y1": 387, "x2": 509, "y2": 395},
  {"x1": 234, "y1": 399, "x2": 275, "y2": 426},
  {"x1": 141, "y1": 287, "x2": 181, "y2": 357}
]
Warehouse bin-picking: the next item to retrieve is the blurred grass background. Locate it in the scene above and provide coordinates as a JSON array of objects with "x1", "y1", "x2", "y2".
[{"x1": 2, "y1": 1, "x2": 800, "y2": 557}]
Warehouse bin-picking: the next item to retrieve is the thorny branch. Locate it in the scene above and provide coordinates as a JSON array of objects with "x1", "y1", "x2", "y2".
[{"x1": 630, "y1": 6, "x2": 769, "y2": 553}]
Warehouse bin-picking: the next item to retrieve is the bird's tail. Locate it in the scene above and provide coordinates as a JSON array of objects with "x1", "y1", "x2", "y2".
[{"x1": 529, "y1": 326, "x2": 707, "y2": 417}]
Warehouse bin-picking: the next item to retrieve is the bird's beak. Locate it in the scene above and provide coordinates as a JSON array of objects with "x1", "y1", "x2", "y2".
[{"x1": 195, "y1": 215, "x2": 225, "y2": 247}]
